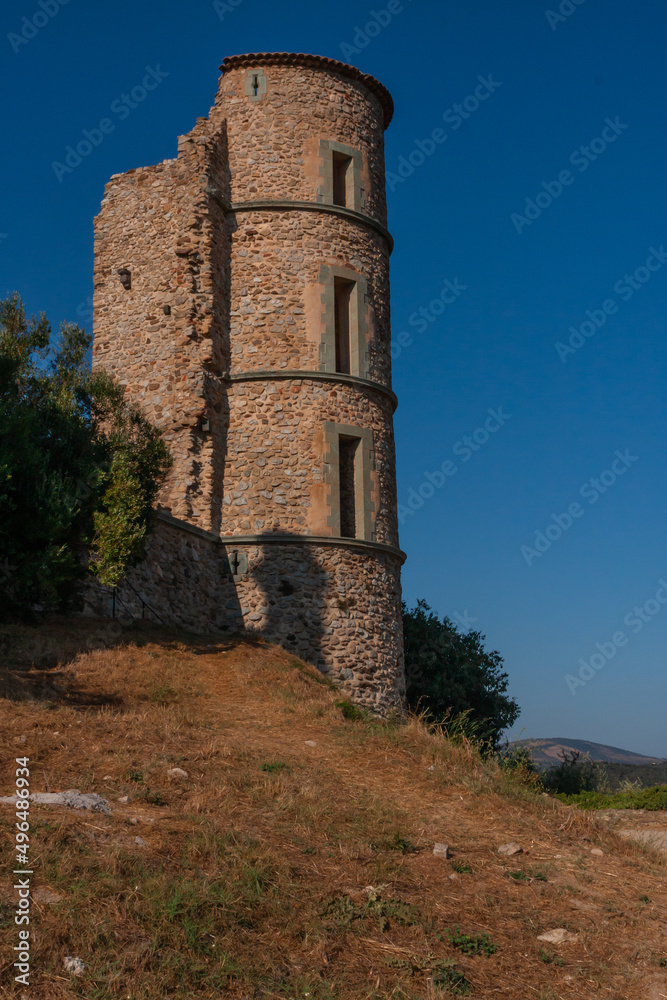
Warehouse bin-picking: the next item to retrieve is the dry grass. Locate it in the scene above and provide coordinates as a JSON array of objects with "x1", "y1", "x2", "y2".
[{"x1": 0, "y1": 616, "x2": 666, "y2": 999}]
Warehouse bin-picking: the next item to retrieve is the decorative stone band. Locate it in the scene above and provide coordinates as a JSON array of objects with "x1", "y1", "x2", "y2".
[
  {"x1": 223, "y1": 370, "x2": 398, "y2": 412},
  {"x1": 207, "y1": 189, "x2": 393, "y2": 252},
  {"x1": 155, "y1": 510, "x2": 406, "y2": 564}
]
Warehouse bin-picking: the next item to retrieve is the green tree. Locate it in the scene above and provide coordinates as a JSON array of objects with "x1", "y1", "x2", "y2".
[
  {"x1": 0, "y1": 293, "x2": 171, "y2": 616},
  {"x1": 541, "y1": 749, "x2": 602, "y2": 795},
  {"x1": 402, "y1": 599, "x2": 519, "y2": 748}
]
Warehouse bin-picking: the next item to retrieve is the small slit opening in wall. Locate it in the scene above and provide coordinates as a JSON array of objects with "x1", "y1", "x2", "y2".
[
  {"x1": 334, "y1": 277, "x2": 354, "y2": 375},
  {"x1": 332, "y1": 152, "x2": 353, "y2": 207},
  {"x1": 251, "y1": 74, "x2": 259, "y2": 96},
  {"x1": 339, "y1": 435, "x2": 360, "y2": 539}
]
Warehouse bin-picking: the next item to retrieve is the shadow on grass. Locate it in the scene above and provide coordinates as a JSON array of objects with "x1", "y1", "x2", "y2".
[{"x1": 0, "y1": 613, "x2": 268, "y2": 705}]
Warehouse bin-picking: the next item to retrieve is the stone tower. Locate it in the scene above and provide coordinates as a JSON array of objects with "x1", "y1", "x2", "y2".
[{"x1": 91, "y1": 52, "x2": 405, "y2": 711}]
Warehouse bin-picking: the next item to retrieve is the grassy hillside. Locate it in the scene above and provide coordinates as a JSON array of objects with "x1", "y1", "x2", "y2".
[{"x1": 1, "y1": 618, "x2": 666, "y2": 999}]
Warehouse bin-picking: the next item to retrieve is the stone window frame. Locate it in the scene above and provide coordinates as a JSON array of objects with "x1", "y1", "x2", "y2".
[
  {"x1": 223, "y1": 549, "x2": 249, "y2": 579},
  {"x1": 323, "y1": 421, "x2": 375, "y2": 542},
  {"x1": 245, "y1": 68, "x2": 267, "y2": 102},
  {"x1": 317, "y1": 140, "x2": 364, "y2": 212},
  {"x1": 317, "y1": 264, "x2": 370, "y2": 379}
]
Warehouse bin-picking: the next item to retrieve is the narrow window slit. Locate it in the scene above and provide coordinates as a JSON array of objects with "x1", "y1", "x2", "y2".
[
  {"x1": 334, "y1": 277, "x2": 354, "y2": 374},
  {"x1": 339, "y1": 436, "x2": 360, "y2": 538},
  {"x1": 332, "y1": 152, "x2": 353, "y2": 207}
]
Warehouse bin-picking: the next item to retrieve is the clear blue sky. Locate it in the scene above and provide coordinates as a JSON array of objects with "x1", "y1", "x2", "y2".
[{"x1": 2, "y1": 0, "x2": 666, "y2": 755}]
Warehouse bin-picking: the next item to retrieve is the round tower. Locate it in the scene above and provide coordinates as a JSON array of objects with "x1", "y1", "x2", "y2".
[
  {"x1": 90, "y1": 52, "x2": 405, "y2": 711},
  {"x1": 211, "y1": 53, "x2": 405, "y2": 709}
]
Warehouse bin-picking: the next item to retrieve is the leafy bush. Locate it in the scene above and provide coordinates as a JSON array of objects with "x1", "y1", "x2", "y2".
[
  {"x1": 260, "y1": 762, "x2": 289, "y2": 773},
  {"x1": 498, "y1": 741, "x2": 538, "y2": 774},
  {"x1": 403, "y1": 599, "x2": 519, "y2": 749},
  {"x1": 336, "y1": 699, "x2": 366, "y2": 721},
  {"x1": 431, "y1": 963, "x2": 471, "y2": 994},
  {"x1": 385, "y1": 831, "x2": 418, "y2": 854},
  {"x1": 0, "y1": 294, "x2": 170, "y2": 615},
  {"x1": 445, "y1": 925, "x2": 497, "y2": 957},
  {"x1": 555, "y1": 784, "x2": 667, "y2": 810},
  {"x1": 541, "y1": 749, "x2": 602, "y2": 796}
]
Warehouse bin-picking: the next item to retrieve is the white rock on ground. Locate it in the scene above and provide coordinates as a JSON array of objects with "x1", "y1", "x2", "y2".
[
  {"x1": 63, "y1": 957, "x2": 86, "y2": 975},
  {"x1": 498, "y1": 842, "x2": 523, "y2": 856},
  {"x1": 166, "y1": 767, "x2": 189, "y2": 778},
  {"x1": 32, "y1": 888, "x2": 62, "y2": 905},
  {"x1": 433, "y1": 843, "x2": 450, "y2": 858},
  {"x1": 537, "y1": 928, "x2": 578, "y2": 944},
  {"x1": 0, "y1": 791, "x2": 110, "y2": 814}
]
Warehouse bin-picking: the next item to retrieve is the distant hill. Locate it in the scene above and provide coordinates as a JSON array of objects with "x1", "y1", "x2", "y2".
[{"x1": 511, "y1": 737, "x2": 666, "y2": 768}]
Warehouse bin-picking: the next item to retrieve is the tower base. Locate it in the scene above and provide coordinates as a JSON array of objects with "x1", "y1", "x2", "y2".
[{"x1": 84, "y1": 513, "x2": 406, "y2": 713}]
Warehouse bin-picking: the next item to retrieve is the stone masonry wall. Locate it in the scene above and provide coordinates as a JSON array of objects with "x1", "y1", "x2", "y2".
[
  {"x1": 92, "y1": 117, "x2": 234, "y2": 532},
  {"x1": 86, "y1": 516, "x2": 405, "y2": 713},
  {"x1": 221, "y1": 378, "x2": 398, "y2": 545},
  {"x1": 209, "y1": 61, "x2": 388, "y2": 226},
  {"x1": 90, "y1": 54, "x2": 405, "y2": 712},
  {"x1": 226, "y1": 210, "x2": 392, "y2": 388}
]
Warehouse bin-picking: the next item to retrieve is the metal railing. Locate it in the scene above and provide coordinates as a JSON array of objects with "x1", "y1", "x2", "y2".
[{"x1": 111, "y1": 579, "x2": 166, "y2": 625}]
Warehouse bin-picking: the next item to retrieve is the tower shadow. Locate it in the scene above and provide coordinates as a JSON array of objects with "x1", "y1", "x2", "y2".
[
  {"x1": 248, "y1": 531, "x2": 328, "y2": 675},
  {"x1": 208, "y1": 119, "x2": 233, "y2": 537}
]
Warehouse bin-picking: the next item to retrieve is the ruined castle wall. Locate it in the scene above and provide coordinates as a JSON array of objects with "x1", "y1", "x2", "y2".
[
  {"x1": 86, "y1": 516, "x2": 404, "y2": 712},
  {"x1": 90, "y1": 54, "x2": 405, "y2": 712},
  {"x1": 91, "y1": 129, "x2": 230, "y2": 532}
]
